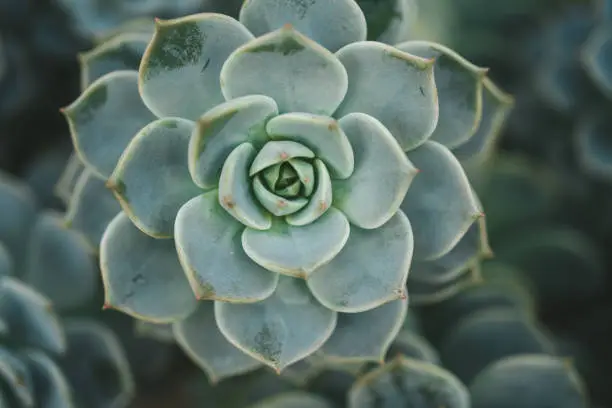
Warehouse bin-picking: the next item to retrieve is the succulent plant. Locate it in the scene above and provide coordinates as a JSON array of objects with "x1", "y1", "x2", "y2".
[{"x1": 60, "y1": 0, "x2": 513, "y2": 380}]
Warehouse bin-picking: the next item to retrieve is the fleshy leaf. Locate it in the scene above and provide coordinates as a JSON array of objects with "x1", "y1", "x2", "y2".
[
  {"x1": 401, "y1": 141, "x2": 482, "y2": 261},
  {"x1": 175, "y1": 191, "x2": 279, "y2": 302},
  {"x1": 0, "y1": 243, "x2": 12, "y2": 276},
  {"x1": 286, "y1": 159, "x2": 332, "y2": 226},
  {"x1": 23, "y1": 351, "x2": 74, "y2": 408},
  {"x1": 242, "y1": 208, "x2": 350, "y2": 279},
  {"x1": 218, "y1": 143, "x2": 272, "y2": 230},
  {"x1": 24, "y1": 212, "x2": 97, "y2": 311},
  {"x1": 396, "y1": 41, "x2": 487, "y2": 148},
  {"x1": 307, "y1": 210, "x2": 413, "y2": 313},
  {"x1": 289, "y1": 159, "x2": 315, "y2": 196},
  {"x1": 100, "y1": 212, "x2": 197, "y2": 323},
  {"x1": 470, "y1": 355, "x2": 588, "y2": 408},
  {"x1": 266, "y1": 113, "x2": 354, "y2": 179},
  {"x1": 63, "y1": 70, "x2": 157, "y2": 179},
  {"x1": 252, "y1": 176, "x2": 308, "y2": 216},
  {"x1": 348, "y1": 356, "x2": 470, "y2": 408},
  {"x1": 439, "y1": 309, "x2": 555, "y2": 384},
  {"x1": 54, "y1": 153, "x2": 86, "y2": 204},
  {"x1": 387, "y1": 331, "x2": 440, "y2": 365},
  {"x1": 134, "y1": 321, "x2": 175, "y2": 343},
  {"x1": 64, "y1": 170, "x2": 122, "y2": 251},
  {"x1": 409, "y1": 217, "x2": 491, "y2": 284},
  {"x1": 108, "y1": 117, "x2": 201, "y2": 238},
  {"x1": 249, "y1": 140, "x2": 315, "y2": 175},
  {"x1": 79, "y1": 32, "x2": 150, "y2": 90},
  {"x1": 221, "y1": 26, "x2": 348, "y2": 116},
  {"x1": 189, "y1": 95, "x2": 278, "y2": 189},
  {"x1": 576, "y1": 111, "x2": 612, "y2": 181},
  {"x1": 0, "y1": 277, "x2": 65, "y2": 354},
  {"x1": 0, "y1": 171, "x2": 37, "y2": 271},
  {"x1": 319, "y1": 298, "x2": 407, "y2": 363},
  {"x1": 215, "y1": 276, "x2": 337, "y2": 371},
  {"x1": 174, "y1": 302, "x2": 262, "y2": 383},
  {"x1": 408, "y1": 268, "x2": 478, "y2": 306},
  {"x1": 61, "y1": 319, "x2": 135, "y2": 408},
  {"x1": 452, "y1": 78, "x2": 514, "y2": 162},
  {"x1": 334, "y1": 112, "x2": 417, "y2": 229},
  {"x1": 239, "y1": 0, "x2": 366, "y2": 52},
  {"x1": 0, "y1": 347, "x2": 35, "y2": 407},
  {"x1": 139, "y1": 13, "x2": 254, "y2": 120},
  {"x1": 249, "y1": 391, "x2": 334, "y2": 408},
  {"x1": 582, "y1": 25, "x2": 612, "y2": 98},
  {"x1": 334, "y1": 41, "x2": 438, "y2": 151}
]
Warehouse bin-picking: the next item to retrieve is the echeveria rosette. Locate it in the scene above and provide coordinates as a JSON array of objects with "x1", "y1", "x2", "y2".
[{"x1": 63, "y1": 0, "x2": 485, "y2": 378}]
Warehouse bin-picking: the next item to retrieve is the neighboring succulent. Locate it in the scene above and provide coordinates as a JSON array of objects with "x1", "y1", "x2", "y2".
[
  {"x1": 0, "y1": 170, "x2": 135, "y2": 407},
  {"x1": 61, "y1": 0, "x2": 512, "y2": 380}
]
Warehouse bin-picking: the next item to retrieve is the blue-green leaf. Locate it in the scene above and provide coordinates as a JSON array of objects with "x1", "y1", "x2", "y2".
[
  {"x1": 139, "y1": 14, "x2": 254, "y2": 120},
  {"x1": 24, "y1": 212, "x2": 97, "y2": 311},
  {"x1": 307, "y1": 210, "x2": 412, "y2": 313},
  {"x1": 249, "y1": 391, "x2": 334, "y2": 408},
  {"x1": 576, "y1": 111, "x2": 612, "y2": 182},
  {"x1": 266, "y1": 113, "x2": 354, "y2": 179},
  {"x1": 174, "y1": 302, "x2": 262, "y2": 383},
  {"x1": 100, "y1": 212, "x2": 197, "y2": 323},
  {"x1": 175, "y1": 191, "x2": 279, "y2": 302},
  {"x1": 63, "y1": 70, "x2": 157, "y2": 179},
  {"x1": 285, "y1": 159, "x2": 333, "y2": 226},
  {"x1": 242, "y1": 208, "x2": 350, "y2": 279},
  {"x1": 348, "y1": 356, "x2": 470, "y2": 408},
  {"x1": 335, "y1": 42, "x2": 438, "y2": 151},
  {"x1": 0, "y1": 277, "x2": 66, "y2": 355},
  {"x1": 401, "y1": 141, "x2": 482, "y2": 261},
  {"x1": 387, "y1": 331, "x2": 440, "y2": 365},
  {"x1": 334, "y1": 112, "x2": 417, "y2": 229},
  {"x1": 189, "y1": 95, "x2": 278, "y2": 189},
  {"x1": 79, "y1": 32, "x2": 150, "y2": 90},
  {"x1": 319, "y1": 298, "x2": 407, "y2": 363},
  {"x1": 64, "y1": 170, "x2": 121, "y2": 251},
  {"x1": 108, "y1": 117, "x2": 202, "y2": 238},
  {"x1": 249, "y1": 141, "x2": 315, "y2": 175},
  {"x1": 215, "y1": 277, "x2": 337, "y2": 371},
  {"x1": 23, "y1": 351, "x2": 74, "y2": 408},
  {"x1": 582, "y1": 25, "x2": 612, "y2": 99},
  {"x1": 221, "y1": 26, "x2": 348, "y2": 116},
  {"x1": 54, "y1": 153, "x2": 86, "y2": 205},
  {"x1": 0, "y1": 243, "x2": 13, "y2": 277},
  {"x1": 396, "y1": 41, "x2": 487, "y2": 149},
  {"x1": 239, "y1": 0, "x2": 367, "y2": 52},
  {"x1": 0, "y1": 347, "x2": 35, "y2": 407},
  {"x1": 252, "y1": 176, "x2": 308, "y2": 216}
]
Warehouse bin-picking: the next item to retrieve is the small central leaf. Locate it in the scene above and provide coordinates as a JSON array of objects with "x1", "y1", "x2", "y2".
[{"x1": 275, "y1": 163, "x2": 299, "y2": 190}]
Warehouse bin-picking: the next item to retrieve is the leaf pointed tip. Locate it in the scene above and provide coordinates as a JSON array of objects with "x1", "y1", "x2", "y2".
[{"x1": 102, "y1": 302, "x2": 113, "y2": 310}]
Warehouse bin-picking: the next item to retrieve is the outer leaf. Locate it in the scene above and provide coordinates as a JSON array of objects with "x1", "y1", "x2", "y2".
[
  {"x1": 134, "y1": 321, "x2": 175, "y2": 343},
  {"x1": 189, "y1": 95, "x2": 278, "y2": 189},
  {"x1": 0, "y1": 243, "x2": 12, "y2": 277},
  {"x1": 61, "y1": 319, "x2": 135, "y2": 408},
  {"x1": 63, "y1": 70, "x2": 157, "y2": 179},
  {"x1": 220, "y1": 26, "x2": 348, "y2": 116},
  {"x1": 319, "y1": 298, "x2": 407, "y2": 363},
  {"x1": 218, "y1": 143, "x2": 272, "y2": 230},
  {"x1": 582, "y1": 25, "x2": 612, "y2": 99},
  {"x1": 54, "y1": 153, "x2": 86, "y2": 205},
  {"x1": 266, "y1": 113, "x2": 354, "y2": 180},
  {"x1": 100, "y1": 212, "x2": 197, "y2": 323},
  {"x1": 64, "y1": 170, "x2": 122, "y2": 251},
  {"x1": 307, "y1": 210, "x2": 413, "y2": 313},
  {"x1": 215, "y1": 276, "x2": 337, "y2": 371},
  {"x1": 285, "y1": 159, "x2": 333, "y2": 226},
  {"x1": 0, "y1": 277, "x2": 65, "y2": 355},
  {"x1": 387, "y1": 331, "x2": 440, "y2": 365},
  {"x1": 24, "y1": 212, "x2": 97, "y2": 311},
  {"x1": 396, "y1": 41, "x2": 487, "y2": 148},
  {"x1": 334, "y1": 41, "x2": 438, "y2": 151},
  {"x1": 452, "y1": 78, "x2": 514, "y2": 162},
  {"x1": 175, "y1": 191, "x2": 279, "y2": 302},
  {"x1": 439, "y1": 309, "x2": 555, "y2": 385},
  {"x1": 249, "y1": 391, "x2": 334, "y2": 408},
  {"x1": 409, "y1": 217, "x2": 491, "y2": 284},
  {"x1": 470, "y1": 355, "x2": 588, "y2": 408},
  {"x1": 23, "y1": 351, "x2": 75, "y2": 408},
  {"x1": 401, "y1": 141, "x2": 482, "y2": 261},
  {"x1": 0, "y1": 171, "x2": 37, "y2": 271},
  {"x1": 348, "y1": 356, "x2": 470, "y2": 408},
  {"x1": 334, "y1": 112, "x2": 417, "y2": 229},
  {"x1": 139, "y1": 14, "x2": 254, "y2": 120},
  {"x1": 108, "y1": 117, "x2": 202, "y2": 238},
  {"x1": 174, "y1": 302, "x2": 262, "y2": 383},
  {"x1": 408, "y1": 268, "x2": 478, "y2": 307},
  {"x1": 576, "y1": 111, "x2": 612, "y2": 182},
  {"x1": 79, "y1": 32, "x2": 150, "y2": 90},
  {"x1": 239, "y1": 0, "x2": 367, "y2": 52},
  {"x1": 242, "y1": 208, "x2": 350, "y2": 279},
  {"x1": 0, "y1": 347, "x2": 35, "y2": 407}
]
